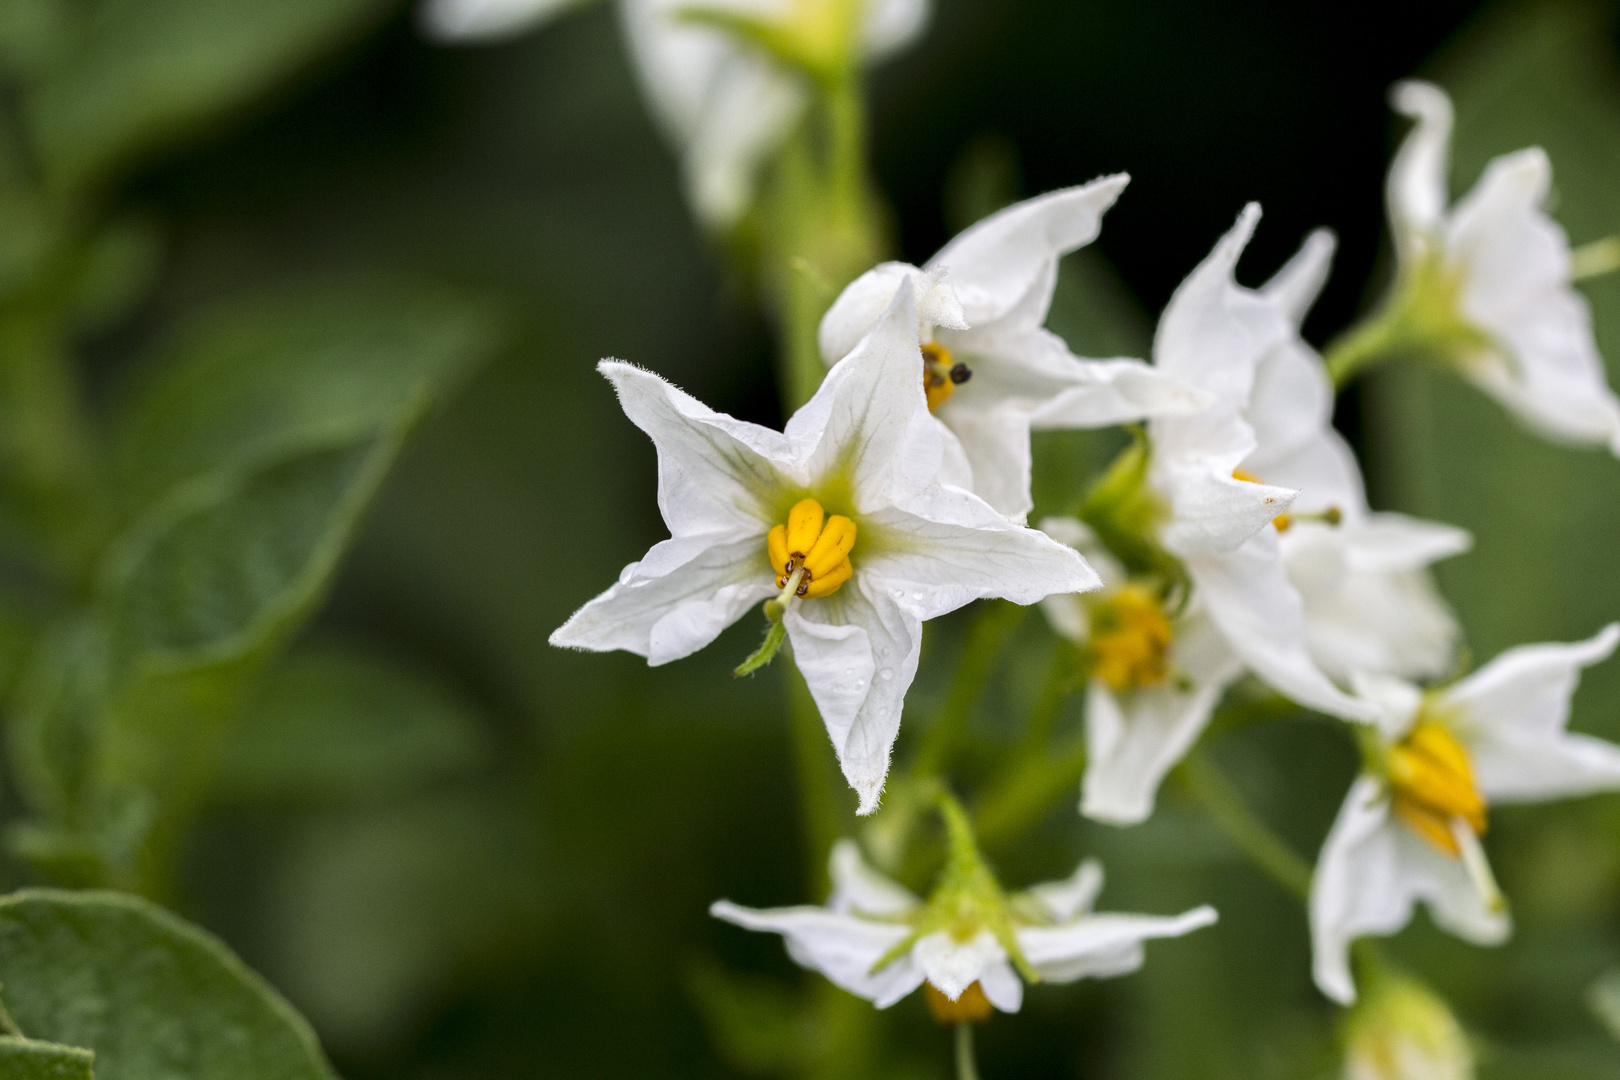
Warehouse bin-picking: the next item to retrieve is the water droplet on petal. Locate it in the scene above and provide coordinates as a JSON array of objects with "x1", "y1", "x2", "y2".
[{"x1": 879, "y1": 668, "x2": 894, "y2": 680}]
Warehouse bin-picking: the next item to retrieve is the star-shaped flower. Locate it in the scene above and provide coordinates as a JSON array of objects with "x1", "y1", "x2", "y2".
[
  {"x1": 1310, "y1": 624, "x2": 1620, "y2": 1003},
  {"x1": 712, "y1": 833, "x2": 1215, "y2": 1015},
  {"x1": 1243, "y1": 228, "x2": 1470, "y2": 685},
  {"x1": 817, "y1": 178, "x2": 1210, "y2": 521},
  {"x1": 1365, "y1": 79, "x2": 1620, "y2": 452},
  {"x1": 550, "y1": 288, "x2": 1095, "y2": 813},
  {"x1": 419, "y1": 0, "x2": 929, "y2": 228}
]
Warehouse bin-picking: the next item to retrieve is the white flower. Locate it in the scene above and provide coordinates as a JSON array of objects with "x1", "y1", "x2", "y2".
[
  {"x1": 550, "y1": 288, "x2": 1095, "y2": 813},
  {"x1": 419, "y1": 0, "x2": 928, "y2": 226},
  {"x1": 711, "y1": 839, "x2": 1216, "y2": 1011},
  {"x1": 1310, "y1": 623, "x2": 1620, "y2": 1004},
  {"x1": 817, "y1": 179, "x2": 1211, "y2": 521},
  {"x1": 1382, "y1": 79, "x2": 1620, "y2": 453},
  {"x1": 1146, "y1": 205, "x2": 1378, "y2": 725},
  {"x1": 1039, "y1": 517, "x2": 1242, "y2": 824},
  {"x1": 1244, "y1": 228, "x2": 1470, "y2": 685}
]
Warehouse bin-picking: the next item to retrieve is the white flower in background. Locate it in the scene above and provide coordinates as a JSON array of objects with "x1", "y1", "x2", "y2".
[
  {"x1": 817, "y1": 178, "x2": 1211, "y2": 521},
  {"x1": 1144, "y1": 205, "x2": 1378, "y2": 725},
  {"x1": 1376, "y1": 79, "x2": 1620, "y2": 453},
  {"x1": 1311, "y1": 624, "x2": 1620, "y2": 1004},
  {"x1": 1244, "y1": 228, "x2": 1470, "y2": 685},
  {"x1": 1343, "y1": 972, "x2": 1475, "y2": 1080},
  {"x1": 1039, "y1": 517, "x2": 1242, "y2": 824},
  {"x1": 711, "y1": 837, "x2": 1215, "y2": 1015},
  {"x1": 550, "y1": 289, "x2": 1095, "y2": 813},
  {"x1": 420, "y1": 0, "x2": 929, "y2": 227}
]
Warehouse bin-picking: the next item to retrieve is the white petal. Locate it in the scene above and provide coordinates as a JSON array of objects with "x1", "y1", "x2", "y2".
[
  {"x1": 1347, "y1": 671, "x2": 1424, "y2": 743},
  {"x1": 417, "y1": 0, "x2": 575, "y2": 41},
  {"x1": 1284, "y1": 518, "x2": 1467, "y2": 684},
  {"x1": 1444, "y1": 624, "x2": 1620, "y2": 802},
  {"x1": 785, "y1": 579, "x2": 919, "y2": 816},
  {"x1": 618, "y1": 0, "x2": 808, "y2": 229},
  {"x1": 860, "y1": 491, "x2": 1100, "y2": 619},
  {"x1": 976, "y1": 956, "x2": 1024, "y2": 1012},
  {"x1": 1081, "y1": 614, "x2": 1241, "y2": 824},
  {"x1": 1387, "y1": 80, "x2": 1454, "y2": 257},
  {"x1": 1446, "y1": 148, "x2": 1620, "y2": 449},
  {"x1": 1260, "y1": 228, "x2": 1337, "y2": 328},
  {"x1": 550, "y1": 535, "x2": 775, "y2": 663},
  {"x1": 599, "y1": 360, "x2": 794, "y2": 534},
  {"x1": 1187, "y1": 532, "x2": 1379, "y2": 721},
  {"x1": 1029, "y1": 356, "x2": 1214, "y2": 430},
  {"x1": 1309, "y1": 776, "x2": 1510, "y2": 1005},
  {"x1": 860, "y1": 0, "x2": 932, "y2": 58},
  {"x1": 828, "y1": 838, "x2": 919, "y2": 916},
  {"x1": 925, "y1": 176, "x2": 1130, "y2": 328},
  {"x1": 930, "y1": 397, "x2": 1037, "y2": 519},
  {"x1": 789, "y1": 288, "x2": 940, "y2": 513},
  {"x1": 709, "y1": 900, "x2": 923, "y2": 1007},
  {"x1": 1155, "y1": 419, "x2": 1298, "y2": 555},
  {"x1": 1026, "y1": 859, "x2": 1105, "y2": 921},
  {"x1": 913, "y1": 929, "x2": 1005, "y2": 1001},
  {"x1": 1036, "y1": 516, "x2": 1126, "y2": 586},
  {"x1": 1151, "y1": 203, "x2": 1285, "y2": 408},
  {"x1": 1242, "y1": 337, "x2": 1365, "y2": 516},
  {"x1": 1016, "y1": 907, "x2": 1217, "y2": 983},
  {"x1": 817, "y1": 262, "x2": 964, "y2": 367}
]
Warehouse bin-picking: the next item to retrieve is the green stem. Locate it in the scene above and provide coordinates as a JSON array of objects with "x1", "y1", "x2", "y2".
[
  {"x1": 1176, "y1": 748, "x2": 1312, "y2": 901},
  {"x1": 787, "y1": 665, "x2": 845, "y2": 898},
  {"x1": 954, "y1": 1023, "x2": 982, "y2": 1080},
  {"x1": 1323, "y1": 309, "x2": 1404, "y2": 390},
  {"x1": 911, "y1": 601, "x2": 1027, "y2": 778}
]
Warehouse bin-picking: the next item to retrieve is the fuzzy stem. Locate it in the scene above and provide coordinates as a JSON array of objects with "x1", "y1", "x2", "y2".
[
  {"x1": 1177, "y1": 748, "x2": 1312, "y2": 901},
  {"x1": 954, "y1": 1023, "x2": 982, "y2": 1080}
]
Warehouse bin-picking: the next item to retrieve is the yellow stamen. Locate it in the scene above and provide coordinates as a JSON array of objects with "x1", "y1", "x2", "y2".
[
  {"x1": 922, "y1": 342, "x2": 971, "y2": 412},
  {"x1": 925, "y1": 981, "x2": 994, "y2": 1025},
  {"x1": 768, "y1": 498, "x2": 856, "y2": 600},
  {"x1": 1388, "y1": 719, "x2": 1487, "y2": 856},
  {"x1": 1088, "y1": 585, "x2": 1173, "y2": 692}
]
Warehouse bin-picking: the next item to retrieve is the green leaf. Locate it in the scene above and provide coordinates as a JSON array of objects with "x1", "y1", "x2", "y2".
[
  {"x1": 0, "y1": 889, "x2": 336, "y2": 1080},
  {"x1": 7, "y1": 277, "x2": 502, "y2": 883},
  {"x1": 216, "y1": 638, "x2": 492, "y2": 805},
  {"x1": 0, "y1": 1036, "x2": 96, "y2": 1080},
  {"x1": 21, "y1": 0, "x2": 397, "y2": 195}
]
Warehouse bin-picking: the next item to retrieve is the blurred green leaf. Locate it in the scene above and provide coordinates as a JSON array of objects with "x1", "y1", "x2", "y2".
[
  {"x1": 0, "y1": 889, "x2": 336, "y2": 1080},
  {"x1": 216, "y1": 638, "x2": 492, "y2": 805},
  {"x1": 21, "y1": 0, "x2": 397, "y2": 195},
  {"x1": 0, "y1": 1036, "x2": 96, "y2": 1080},
  {"x1": 7, "y1": 277, "x2": 501, "y2": 884}
]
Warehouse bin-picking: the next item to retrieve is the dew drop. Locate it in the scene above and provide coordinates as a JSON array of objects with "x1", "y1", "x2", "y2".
[{"x1": 879, "y1": 668, "x2": 894, "y2": 681}]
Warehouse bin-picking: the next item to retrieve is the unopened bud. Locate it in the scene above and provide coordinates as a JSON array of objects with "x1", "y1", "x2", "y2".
[{"x1": 1344, "y1": 974, "x2": 1473, "y2": 1080}]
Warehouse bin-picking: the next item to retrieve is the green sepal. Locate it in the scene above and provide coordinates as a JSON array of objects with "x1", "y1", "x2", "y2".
[{"x1": 733, "y1": 616, "x2": 787, "y2": 678}]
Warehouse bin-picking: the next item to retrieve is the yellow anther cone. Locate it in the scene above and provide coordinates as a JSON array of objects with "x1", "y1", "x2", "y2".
[
  {"x1": 1389, "y1": 720, "x2": 1487, "y2": 855},
  {"x1": 803, "y1": 515, "x2": 857, "y2": 578},
  {"x1": 786, "y1": 499, "x2": 826, "y2": 555}
]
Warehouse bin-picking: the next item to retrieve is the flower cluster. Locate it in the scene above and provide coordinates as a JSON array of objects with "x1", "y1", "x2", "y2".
[{"x1": 484, "y1": 0, "x2": 1620, "y2": 1062}]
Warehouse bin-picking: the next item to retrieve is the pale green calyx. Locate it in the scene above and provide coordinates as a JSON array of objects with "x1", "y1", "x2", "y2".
[
  {"x1": 870, "y1": 793, "x2": 1037, "y2": 982},
  {"x1": 676, "y1": 0, "x2": 864, "y2": 81},
  {"x1": 1325, "y1": 252, "x2": 1494, "y2": 388}
]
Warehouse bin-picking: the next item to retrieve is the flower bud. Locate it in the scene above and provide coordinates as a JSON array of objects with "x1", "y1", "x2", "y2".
[{"x1": 1343, "y1": 974, "x2": 1473, "y2": 1080}]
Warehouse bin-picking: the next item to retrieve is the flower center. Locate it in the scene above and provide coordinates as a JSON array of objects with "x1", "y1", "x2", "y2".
[
  {"x1": 922, "y1": 341, "x2": 972, "y2": 412},
  {"x1": 1087, "y1": 585, "x2": 1173, "y2": 691},
  {"x1": 766, "y1": 498, "x2": 856, "y2": 601},
  {"x1": 1387, "y1": 719, "x2": 1486, "y2": 856},
  {"x1": 924, "y1": 981, "x2": 993, "y2": 1025}
]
